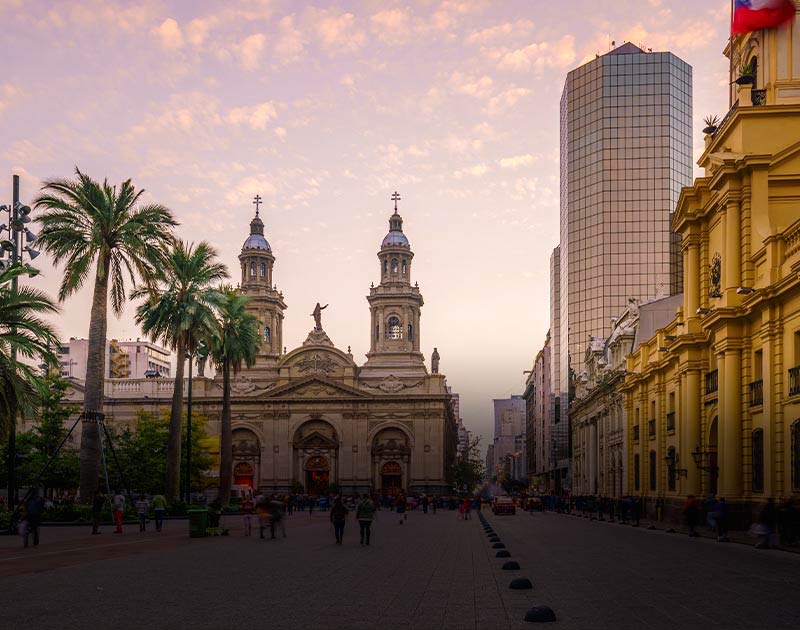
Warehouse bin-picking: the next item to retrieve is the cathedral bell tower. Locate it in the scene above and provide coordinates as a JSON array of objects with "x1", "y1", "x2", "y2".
[
  {"x1": 238, "y1": 195, "x2": 287, "y2": 366},
  {"x1": 362, "y1": 192, "x2": 426, "y2": 377}
]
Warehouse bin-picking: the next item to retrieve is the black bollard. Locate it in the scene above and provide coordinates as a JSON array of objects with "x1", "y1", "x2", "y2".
[
  {"x1": 509, "y1": 578, "x2": 533, "y2": 590},
  {"x1": 524, "y1": 606, "x2": 556, "y2": 623},
  {"x1": 502, "y1": 561, "x2": 520, "y2": 570},
  {"x1": 492, "y1": 542, "x2": 506, "y2": 549},
  {"x1": 496, "y1": 550, "x2": 511, "y2": 558}
]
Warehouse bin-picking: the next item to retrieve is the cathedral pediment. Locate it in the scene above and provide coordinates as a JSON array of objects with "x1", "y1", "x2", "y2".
[{"x1": 265, "y1": 376, "x2": 370, "y2": 400}]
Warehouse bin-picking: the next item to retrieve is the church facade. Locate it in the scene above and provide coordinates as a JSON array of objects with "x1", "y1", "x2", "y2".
[{"x1": 67, "y1": 196, "x2": 458, "y2": 496}]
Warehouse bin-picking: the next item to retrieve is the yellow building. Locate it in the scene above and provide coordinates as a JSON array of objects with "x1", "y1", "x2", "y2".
[{"x1": 621, "y1": 14, "x2": 800, "y2": 523}]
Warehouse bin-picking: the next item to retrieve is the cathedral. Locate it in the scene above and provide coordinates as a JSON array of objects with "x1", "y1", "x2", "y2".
[{"x1": 72, "y1": 194, "x2": 458, "y2": 496}]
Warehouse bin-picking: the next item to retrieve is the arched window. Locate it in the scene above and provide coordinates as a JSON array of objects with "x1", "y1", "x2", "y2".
[
  {"x1": 407, "y1": 323, "x2": 413, "y2": 342},
  {"x1": 388, "y1": 316, "x2": 402, "y2": 340},
  {"x1": 375, "y1": 324, "x2": 379, "y2": 341},
  {"x1": 250, "y1": 262, "x2": 256, "y2": 276},
  {"x1": 383, "y1": 259, "x2": 388, "y2": 273},
  {"x1": 667, "y1": 446, "x2": 676, "y2": 491},
  {"x1": 649, "y1": 450, "x2": 656, "y2": 491},
  {"x1": 264, "y1": 326, "x2": 271, "y2": 344},
  {"x1": 634, "y1": 454, "x2": 640, "y2": 491},
  {"x1": 793, "y1": 421, "x2": 800, "y2": 492},
  {"x1": 401, "y1": 259, "x2": 407, "y2": 275},
  {"x1": 752, "y1": 429, "x2": 764, "y2": 493},
  {"x1": 391, "y1": 258, "x2": 399, "y2": 273},
  {"x1": 260, "y1": 262, "x2": 267, "y2": 277}
]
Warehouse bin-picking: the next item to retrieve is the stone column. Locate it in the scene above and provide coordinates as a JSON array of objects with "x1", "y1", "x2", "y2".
[
  {"x1": 589, "y1": 419, "x2": 597, "y2": 494},
  {"x1": 683, "y1": 369, "x2": 702, "y2": 496},
  {"x1": 719, "y1": 348, "x2": 743, "y2": 498},
  {"x1": 725, "y1": 196, "x2": 742, "y2": 294}
]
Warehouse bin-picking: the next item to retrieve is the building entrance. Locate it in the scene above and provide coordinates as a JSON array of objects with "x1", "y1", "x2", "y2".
[
  {"x1": 305, "y1": 456, "x2": 331, "y2": 494},
  {"x1": 233, "y1": 462, "x2": 255, "y2": 487},
  {"x1": 380, "y1": 461, "x2": 403, "y2": 495}
]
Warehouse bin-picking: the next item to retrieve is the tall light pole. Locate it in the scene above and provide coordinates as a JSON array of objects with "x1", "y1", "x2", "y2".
[
  {"x1": 1, "y1": 174, "x2": 40, "y2": 512},
  {"x1": 184, "y1": 349, "x2": 193, "y2": 504}
]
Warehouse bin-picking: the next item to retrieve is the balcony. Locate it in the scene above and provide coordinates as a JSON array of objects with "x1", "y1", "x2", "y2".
[
  {"x1": 705, "y1": 370, "x2": 719, "y2": 396},
  {"x1": 666, "y1": 412, "x2": 675, "y2": 433},
  {"x1": 749, "y1": 379, "x2": 763, "y2": 408},
  {"x1": 648, "y1": 419, "x2": 656, "y2": 439},
  {"x1": 790, "y1": 366, "x2": 800, "y2": 397}
]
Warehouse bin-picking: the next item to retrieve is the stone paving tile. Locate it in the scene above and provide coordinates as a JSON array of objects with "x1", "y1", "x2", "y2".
[{"x1": 1, "y1": 507, "x2": 799, "y2": 629}]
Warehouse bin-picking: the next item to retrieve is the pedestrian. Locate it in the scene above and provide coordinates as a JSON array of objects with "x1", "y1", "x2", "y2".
[
  {"x1": 135, "y1": 494, "x2": 149, "y2": 532},
  {"x1": 356, "y1": 493, "x2": 376, "y2": 545},
  {"x1": 714, "y1": 497, "x2": 729, "y2": 542},
  {"x1": 269, "y1": 496, "x2": 285, "y2": 539},
  {"x1": 683, "y1": 495, "x2": 699, "y2": 537},
  {"x1": 112, "y1": 490, "x2": 126, "y2": 534},
  {"x1": 463, "y1": 497, "x2": 472, "y2": 521},
  {"x1": 330, "y1": 497, "x2": 348, "y2": 544},
  {"x1": 432, "y1": 496, "x2": 438, "y2": 515},
  {"x1": 755, "y1": 498, "x2": 777, "y2": 549},
  {"x1": 151, "y1": 493, "x2": 167, "y2": 532},
  {"x1": 421, "y1": 495, "x2": 429, "y2": 514},
  {"x1": 631, "y1": 496, "x2": 640, "y2": 527},
  {"x1": 242, "y1": 495, "x2": 255, "y2": 536},
  {"x1": 256, "y1": 496, "x2": 270, "y2": 540},
  {"x1": 309, "y1": 495, "x2": 315, "y2": 516},
  {"x1": 23, "y1": 489, "x2": 44, "y2": 548},
  {"x1": 91, "y1": 489, "x2": 105, "y2": 535},
  {"x1": 396, "y1": 494, "x2": 407, "y2": 524}
]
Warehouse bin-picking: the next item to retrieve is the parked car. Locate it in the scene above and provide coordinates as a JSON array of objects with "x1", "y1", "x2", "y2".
[{"x1": 492, "y1": 496, "x2": 516, "y2": 515}]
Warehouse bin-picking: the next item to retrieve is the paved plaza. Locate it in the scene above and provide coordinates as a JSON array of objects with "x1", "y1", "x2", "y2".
[{"x1": 2, "y1": 508, "x2": 799, "y2": 629}]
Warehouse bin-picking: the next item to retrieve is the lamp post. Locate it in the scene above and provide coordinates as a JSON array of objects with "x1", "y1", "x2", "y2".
[
  {"x1": 1, "y1": 174, "x2": 39, "y2": 513},
  {"x1": 184, "y1": 349, "x2": 193, "y2": 504}
]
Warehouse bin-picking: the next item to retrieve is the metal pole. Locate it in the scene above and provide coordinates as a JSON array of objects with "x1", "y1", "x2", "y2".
[
  {"x1": 185, "y1": 352, "x2": 193, "y2": 504},
  {"x1": 6, "y1": 174, "x2": 20, "y2": 513},
  {"x1": 101, "y1": 421, "x2": 134, "y2": 507}
]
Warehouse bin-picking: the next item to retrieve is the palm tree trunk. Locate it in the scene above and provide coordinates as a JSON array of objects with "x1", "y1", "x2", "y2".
[
  {"x1": 165, "y1": 337, "x2": 186, "y2": 501},
  {"x1": 218, "y1": 359, "x2": 233, "y2": 506},
  {"x1": 79, "y1": 254, "x2": 110, "y2": 502}
]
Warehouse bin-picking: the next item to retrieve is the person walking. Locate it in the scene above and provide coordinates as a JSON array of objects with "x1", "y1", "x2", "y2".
[
  {"x1": 396, "y1": 494, "x2": 407, "y2": 524},
  {"x1": 330, "y1": 497, "x2": 348, "y2": 544},
  {"x1": 714, "y1": 497, "x2": 729, "y2": 542},
  {"x1": 241, "y1": 495, "x2": 255, "y2": 536},
  {"x1": 23, "y1": 489, "x2": 44, "y2": 548},
  {"x1": 256, "y1": 496, "x2": 271, "y2": 540},
  {"x1": 356, "y1": 494, "x2": 376, "y2": 546},
  {"x1": 91, "y1": 489, "x2": 105, "y2": 535},
  {"x1": 269, "y1": 496, "x2": 285, "y2": 539},
  {"x1": 112, "y1": 490, "x2": 126, "y2": 534},
  {"x1": 135, "y1": 494, "x2": 149, "y2": 532},
  {"x1": 684, "y1": 495, "x2": 699, "y2": 537},
  {"x1": 755, "y1": 498, "x2": 777, "y2": 549},
  {"x1": 151, "y1": 494, "x2": 167, "y2": 532}
]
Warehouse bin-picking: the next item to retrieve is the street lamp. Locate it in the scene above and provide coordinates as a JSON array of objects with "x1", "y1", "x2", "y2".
[
  {"x1": 184, "y1": 341, "x2": 206, "y2": 504},
  {"x1": 1, "y1": 175, "x2": 40, "y2": 513}
]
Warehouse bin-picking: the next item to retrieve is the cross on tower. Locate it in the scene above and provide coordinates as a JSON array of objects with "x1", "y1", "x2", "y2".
[
  {"x1": 253, "y1": 194, "x2": 262, "y2": 216},
  {"x1": 391, "y1": 191, "x2": 401, "y2": 212}
]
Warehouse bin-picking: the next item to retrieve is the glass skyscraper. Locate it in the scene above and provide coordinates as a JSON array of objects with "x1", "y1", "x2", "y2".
[{"x1": 558, "y1": 43, "x2": 693, "y2": 419}]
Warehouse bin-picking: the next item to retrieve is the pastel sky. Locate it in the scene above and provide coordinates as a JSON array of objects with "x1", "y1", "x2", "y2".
[{"x1": 1, "y1": 0, "x2": 732, "y2": 448}]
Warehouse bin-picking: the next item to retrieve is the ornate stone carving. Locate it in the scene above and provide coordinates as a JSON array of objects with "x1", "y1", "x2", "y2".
[
  {"x1": 302, "y1": 329, "x2": 334, "y2": 347},
  {"x1": 295, "y1": 352, "x2": 338, "y2": 375},
  {"x1": 362, "y1": 374, "x2": 423, "y2": 393},
  {"x1": 709, "y1": 252, "x2": 722, "y2": 298},
  {"x1": 218, "y1": 376, "x2": 275, "y2": 395}
]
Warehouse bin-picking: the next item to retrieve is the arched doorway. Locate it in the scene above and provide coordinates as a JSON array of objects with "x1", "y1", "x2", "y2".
[
  {"x1": 380, "y1": 461, "x2": 403, "y2": 495},
  {"x1": 234, "y1": 462, "x2": 255, "y2": 487},
  {"x1": 305, "y1": 455, "x2": 330, "y2": 494}
]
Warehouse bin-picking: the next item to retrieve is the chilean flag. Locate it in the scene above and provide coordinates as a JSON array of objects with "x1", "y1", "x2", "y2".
[{"x1": 732, "y1": 0, "x2": 796, "y2": 34}]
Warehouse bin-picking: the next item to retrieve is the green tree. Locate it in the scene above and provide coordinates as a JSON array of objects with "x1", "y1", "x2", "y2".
[
  {"x1": 0, "y1": 262, "x2": 60, "y2": 437},
  {"x1": 453, "y1": 435, "x2": 486, "y2": 494},
  {"x1": 207, "y1": 287, "x2": 259, "y2": 505},
  {"x1": 132, "y1": 241, "x2": 227, "y2": 500},
  {"x1": 34, "y1": 169, "x2": 177, "y2": 500},
  {"x1": 106, "y1": 409, "x2": 213, "y2": 496}
]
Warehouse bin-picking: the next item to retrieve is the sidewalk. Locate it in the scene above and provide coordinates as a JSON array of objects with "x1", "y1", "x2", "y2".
[{"x1": 560, "y1": 510, "x2": 800, "y2": 553}]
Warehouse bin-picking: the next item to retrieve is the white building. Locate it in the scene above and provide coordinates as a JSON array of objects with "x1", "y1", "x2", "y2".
[{"x1": 56, "y1": 338, "x2": 172, "y2": 380}]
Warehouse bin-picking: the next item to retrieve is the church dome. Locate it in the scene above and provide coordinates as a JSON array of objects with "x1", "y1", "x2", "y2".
[
  {"x1": 382, "y1": 230, "x2": 409, "y2": 247},
  {"x1": 242, "y1": 213, "x2": 271, "y2": 252}
]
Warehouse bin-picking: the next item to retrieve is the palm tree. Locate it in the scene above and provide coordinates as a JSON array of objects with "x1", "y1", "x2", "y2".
[
  {"x1": 0, "y1": 262, "x2": 60, "y2": 436},
  {"x1": 133, "y1": 241, "x2": 228, "y2": 500},
  {"x1": 34, "y1": 169, "x2": 176, "y2": 500},
  {"x1": 207, "y1": 287, "x2": 259, "y2": 505}
]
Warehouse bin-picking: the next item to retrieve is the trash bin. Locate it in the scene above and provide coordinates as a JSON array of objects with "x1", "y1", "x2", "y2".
[{"x1": 188, "y1": 508, "x2": 208, "y2": 538}]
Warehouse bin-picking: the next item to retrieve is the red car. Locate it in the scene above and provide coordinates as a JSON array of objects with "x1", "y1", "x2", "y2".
[{"x1": 492, "y1": 497, "x2": 516, "y2": 515}]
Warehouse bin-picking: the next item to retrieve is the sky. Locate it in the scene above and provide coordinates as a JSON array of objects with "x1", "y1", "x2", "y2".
[{"x1": 0, "y1": 0, "x2": 733, "y2": 449}]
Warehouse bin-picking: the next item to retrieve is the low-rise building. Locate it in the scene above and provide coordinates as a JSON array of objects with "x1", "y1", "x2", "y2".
[{"x1": 55, "y1": 338, "x2": 171, "y2": 380}]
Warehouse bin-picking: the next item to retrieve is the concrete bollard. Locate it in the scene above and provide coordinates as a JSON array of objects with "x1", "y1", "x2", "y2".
[
  {"x1": 492, "y1": 542, "x2": 506, "y2": 549},
  {"x1": 496, "y1": 550, "x2": 511, "y2": 558},
  {"x1": 509, "y1": 578, "x2": 533, "y2": 590},
  {"x1": 524, "y1": 606, "x2": 556, "y2": 623},
  {"x1": 502, "y1": 561, "x2": 520, "y2": 570}
]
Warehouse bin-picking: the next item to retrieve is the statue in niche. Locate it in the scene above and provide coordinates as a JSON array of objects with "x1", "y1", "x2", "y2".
[{"x1": 431, "y1": 347, "x2": 440, "y2": 374}]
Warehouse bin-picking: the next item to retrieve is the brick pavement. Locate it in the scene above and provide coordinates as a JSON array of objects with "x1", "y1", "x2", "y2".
[{"x1": 0, "y1": 507, "x2": 798, "y2": 629}]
